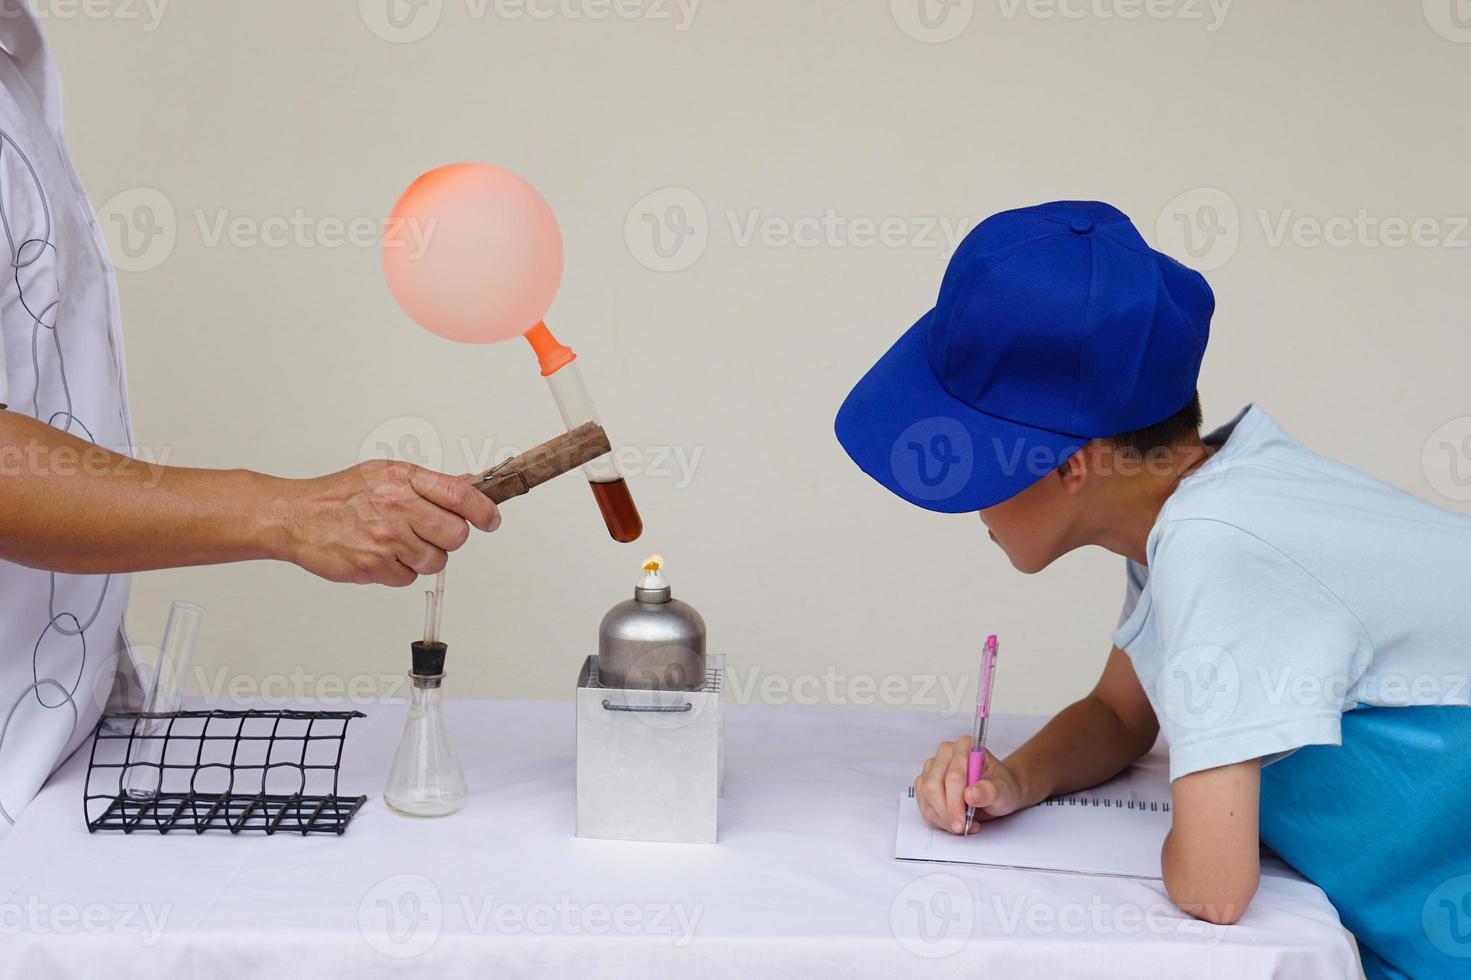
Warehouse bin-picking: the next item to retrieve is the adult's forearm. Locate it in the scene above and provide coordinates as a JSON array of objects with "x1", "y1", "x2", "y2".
[
  {"x1": 1003, "y1": 693, "x2": 1157, "y2": 807},
  {"x1": 0, "y1": 411, "x2": 288, "y2": 573}
]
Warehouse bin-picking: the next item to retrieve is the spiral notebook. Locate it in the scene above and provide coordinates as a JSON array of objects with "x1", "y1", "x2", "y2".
[{"x1": 895, "y1": 766, "x2": 1173, "y2": 880}]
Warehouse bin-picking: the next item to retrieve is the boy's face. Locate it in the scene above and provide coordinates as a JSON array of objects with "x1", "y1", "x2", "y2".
[{"x1": 977, "y1": 462, "x2": 1079, "y2": 573}]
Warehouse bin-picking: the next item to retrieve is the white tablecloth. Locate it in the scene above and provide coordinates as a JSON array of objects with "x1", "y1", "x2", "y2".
[{"x1": 0, "y1": 700, "x2": 1358, "y2": 979}]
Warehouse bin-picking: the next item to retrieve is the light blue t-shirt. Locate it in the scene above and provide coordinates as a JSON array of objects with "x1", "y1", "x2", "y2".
[{"x1": 1114, "y1": 405, "x2": 1471, "y2": 781}]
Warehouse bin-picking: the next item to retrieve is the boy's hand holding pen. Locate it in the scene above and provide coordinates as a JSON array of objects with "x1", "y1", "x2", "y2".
[
  {"x1": 916, "y1": 633, "x2": 1028, "y2": 835},
  {"x1": 916, "y1": 739, "x2": 1026, "y2": 834}
]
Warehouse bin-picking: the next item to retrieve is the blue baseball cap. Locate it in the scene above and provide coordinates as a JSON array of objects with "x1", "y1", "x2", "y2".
[{"x1": 834, "y1": 201, "x2": 1213, "y2": 513}]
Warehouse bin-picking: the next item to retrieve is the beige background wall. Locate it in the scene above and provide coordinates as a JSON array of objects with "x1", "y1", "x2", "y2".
[{"x1": 41, "y1": 1, "x2": 1471, "y2": 720}]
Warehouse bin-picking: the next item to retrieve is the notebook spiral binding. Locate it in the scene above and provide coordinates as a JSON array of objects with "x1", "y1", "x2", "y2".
[
  {"x1": 906, "y1": 785, "x2": 1170, "y2": 813},
  {"x1": 1042, "y1": 795, "x2": 1171, "y2": 812}
]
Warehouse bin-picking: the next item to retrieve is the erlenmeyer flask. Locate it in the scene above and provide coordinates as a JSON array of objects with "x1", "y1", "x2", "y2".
[
  {"x1": 384, "y1": 577, "x2": 467, "y2": 817},
  {"x1": 383, "y1": 662, "x2": 468, "y2": 817}
]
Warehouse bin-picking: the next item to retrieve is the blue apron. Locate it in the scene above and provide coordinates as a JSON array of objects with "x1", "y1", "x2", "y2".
[{"x1": 1259, "y1": 705, "x2": 1471, "y2": 979}]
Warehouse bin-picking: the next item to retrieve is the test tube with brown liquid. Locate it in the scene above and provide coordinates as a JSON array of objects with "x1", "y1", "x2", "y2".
[
  {"x1": 590, "y1": 478, "x2": 643, "y2": 543},
  {"x1": 529, "y1": 324, "x2": 644, "y2": 544}
]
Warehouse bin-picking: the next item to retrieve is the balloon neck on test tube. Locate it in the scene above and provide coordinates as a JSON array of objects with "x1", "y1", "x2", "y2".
[{"x1": 525, "y1": 321, "x2": 576, "y2": 377}]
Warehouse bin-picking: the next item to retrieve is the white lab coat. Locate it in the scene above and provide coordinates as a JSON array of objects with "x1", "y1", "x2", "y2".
[{"x1": 0, "y1": 3, "x2": 134, "y2": 836}]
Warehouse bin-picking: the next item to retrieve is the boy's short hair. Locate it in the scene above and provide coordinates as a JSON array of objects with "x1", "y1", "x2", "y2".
[{"x1": 1106, "y1": 392, "x2": 1203, "y2": 457}]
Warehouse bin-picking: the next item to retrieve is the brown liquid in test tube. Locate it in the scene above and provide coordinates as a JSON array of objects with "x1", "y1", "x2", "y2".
[{"x1": 591, "y1": 478, "x2": 643, "y2": 543}]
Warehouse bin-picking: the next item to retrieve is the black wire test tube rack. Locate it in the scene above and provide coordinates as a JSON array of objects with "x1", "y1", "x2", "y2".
[{"x1": 84, "y1": 709, "x2": 368, "y2": 835}]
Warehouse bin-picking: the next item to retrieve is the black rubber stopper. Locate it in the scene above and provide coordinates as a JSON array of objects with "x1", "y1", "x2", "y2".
[{"x1": 410, "y1": 641, "x2": 447, "y2": 677}]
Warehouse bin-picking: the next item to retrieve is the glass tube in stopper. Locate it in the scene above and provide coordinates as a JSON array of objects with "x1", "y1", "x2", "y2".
[{"x1": 384, "y1": 580, "x2": 466, "y2": 817}]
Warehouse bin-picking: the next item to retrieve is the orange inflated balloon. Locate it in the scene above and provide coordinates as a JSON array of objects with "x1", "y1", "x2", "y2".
[{"x1": 382, "y1": 163, "x2": 564, "y2": 345}]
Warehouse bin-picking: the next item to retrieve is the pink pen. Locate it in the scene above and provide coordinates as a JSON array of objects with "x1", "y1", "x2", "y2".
[{"x1": 962, "y1": 634, "x2": 999, "y2": 836}]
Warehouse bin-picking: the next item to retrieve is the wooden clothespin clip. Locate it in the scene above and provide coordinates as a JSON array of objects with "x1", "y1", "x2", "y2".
[{"x1": 473, "y1": 421, "x2": 613, "y2": 504}]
